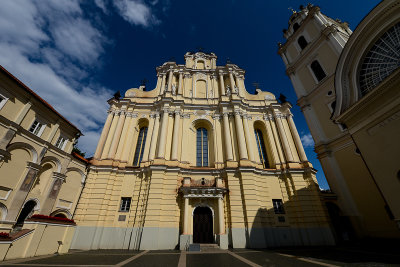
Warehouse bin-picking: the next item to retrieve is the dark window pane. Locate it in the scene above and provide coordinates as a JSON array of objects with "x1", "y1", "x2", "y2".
[
  {"x1": 311, "y1": 60, "x2": 326, "y2": 82},
  {"x1": 255, "y1": 129, "x2": 270, "y2": 169},
  {"x1": 298, "y1": 36, "x2": 308, "y2": 50},
  {"x1": 133, "y1": 127, "x2": 148, "y2": 166}
]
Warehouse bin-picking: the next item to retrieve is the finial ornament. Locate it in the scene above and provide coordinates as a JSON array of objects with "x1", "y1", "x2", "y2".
[{"x1": 288, "y1": 7, "x2": 296, "y2": 14}]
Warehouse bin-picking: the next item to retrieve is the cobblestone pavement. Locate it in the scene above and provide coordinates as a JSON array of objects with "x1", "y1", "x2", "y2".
[{"x1": 1, "y1": 246, "x2": 400, "y2": 267}]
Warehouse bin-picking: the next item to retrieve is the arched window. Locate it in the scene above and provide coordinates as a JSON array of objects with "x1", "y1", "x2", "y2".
[
  {"x1": 310, "y1": 60, "x2": 326, "y2": 82},
  {"x1": 15, "y1": 200, "x2": 36, "y2": 228},
  {"x1": 133, "y1": 126, "x2": 148, "y2": 166},
  {"x1": 298, "y1": 36, "x2": 308, "y2": 50},
  {"x1": 293, "y1": 23, "x2": 300, "y2": 32},
  {"x1": 254, "y1": 129, "x2": 270, "y2": 169},
  {"x1": 196, "y1": 128, "x2": 208, "y2": 167}
]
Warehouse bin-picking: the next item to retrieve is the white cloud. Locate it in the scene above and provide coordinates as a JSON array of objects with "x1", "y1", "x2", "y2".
[
  {"x1": 301, "y1": 133, "x2": 315, "y2": 148},
  {"x1": 77, "y1": 131, "x2": 102, "y2": 157},
  {"x1": 0, "y1": 0, "x2": 163, "y2": 156},
  {"x1": 113, "y1": 0, "x2": 160, "y2": 27},
  {"x1": 94, "y1": 0, "x2": 108, "y2": 14},
  {"x1": 0, "y1": 0, "x2": 112, "y2": 156}
]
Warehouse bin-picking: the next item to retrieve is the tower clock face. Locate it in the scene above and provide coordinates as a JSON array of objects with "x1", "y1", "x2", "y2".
[{"x1": 359, "y1": 22, "x2": 400, "y2": 96}]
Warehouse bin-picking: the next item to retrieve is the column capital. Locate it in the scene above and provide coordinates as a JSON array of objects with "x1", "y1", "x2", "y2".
[
  {"x1": 233, "y1": 110, "x2": 242, "y2": 116},
  {"x1": 212, "y1": 114, "x2": 221, "y2": 120},
  {"x1": 52, "y1": 172, "x2": 66, "y2": 182},
  {"x1": 180, "y1": 113, "x2": 190, "y2": 119},
  {"x1": 243, "y1": 114, "x2": 252, "y2": 120},
  {"x1": 127, "y1": 112, "x2": 138, "y2": 118},
  {"x1": 149, "y1": 112, "x2": 160, "y2": 118},
  {"x1": 222, "y1": 112, "x2": 230, "y2": 118},
  {"x1": 27, "y1": 161, "x2": 41, "y2": 172},
  {"x1": 174, "y1": 110, "x2": 182, "y2": 115}
]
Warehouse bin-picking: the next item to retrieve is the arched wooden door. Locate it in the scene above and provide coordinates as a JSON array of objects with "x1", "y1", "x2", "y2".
[{"x1": 193, "y1": 206, "x2": 213, "y2": 243}]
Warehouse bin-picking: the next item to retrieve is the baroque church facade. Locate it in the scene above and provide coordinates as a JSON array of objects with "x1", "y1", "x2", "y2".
[
  {"x1": 70, "y1": 52, "x2": 334, "y2": 250},
  {"x1": 278, "y1": 1, "x2": 400, "y2": 241}
]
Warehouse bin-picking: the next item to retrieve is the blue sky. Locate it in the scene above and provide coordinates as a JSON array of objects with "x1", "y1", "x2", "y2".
[{"x1": 0, "y1": 0, "x2": 380, "y2": 189}]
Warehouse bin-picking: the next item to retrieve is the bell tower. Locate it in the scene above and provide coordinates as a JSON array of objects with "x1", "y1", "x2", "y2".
[
  {"x1": 278, "y1": 4, "x2": 397, "y2": 240},
  {"x1": 278, "y1": 4, "x2": 351, "y2": 145}
]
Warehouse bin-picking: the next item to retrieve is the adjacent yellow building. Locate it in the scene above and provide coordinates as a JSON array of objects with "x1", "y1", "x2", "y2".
[
  {"x1": 278, "y1": 2, "x2": 400, "y2": 241},
  {"x1": 71, "y1": 52, "x2": 334, "y2": 250},
  {"x1": 0, "y1": 65, "x2": 87, "y2": 260}
]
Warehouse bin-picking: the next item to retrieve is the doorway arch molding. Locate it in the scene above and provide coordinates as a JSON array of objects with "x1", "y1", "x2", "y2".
[{"x1": 192, "y1": 203, "x2": 214, "y2": 217}]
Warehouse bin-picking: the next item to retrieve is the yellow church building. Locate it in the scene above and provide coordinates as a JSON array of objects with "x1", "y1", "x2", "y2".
[{"x1": 71, "y1": 52, "x2": 334, "y2": 250}]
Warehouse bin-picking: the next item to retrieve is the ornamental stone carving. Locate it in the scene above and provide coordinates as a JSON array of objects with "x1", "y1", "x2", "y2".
[
  {"x1": 264, "y1": 94, "x2": 276, "y2": 101},
  {"x1": 172, "y1": 84, "x2": 177, "y2": 95},
  {"x1": 126, "y1": 91, "x2": 136, "y2": 97},
  {"x1": 196, "y1": 73, "x2": 207, "y2": 80}
]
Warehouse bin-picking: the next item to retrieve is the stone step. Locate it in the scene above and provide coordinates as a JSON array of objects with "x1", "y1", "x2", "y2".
[{"x1": 199, "y1": 243, "x2": 220, "y2": 251}]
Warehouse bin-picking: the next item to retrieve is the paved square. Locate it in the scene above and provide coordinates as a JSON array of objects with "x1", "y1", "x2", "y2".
[{"x1": 2, "y1": 246, "x2": 400, "y2": 267}]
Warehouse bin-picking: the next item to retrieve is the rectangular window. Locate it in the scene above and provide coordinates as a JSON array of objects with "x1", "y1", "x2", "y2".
[
  {"x1": 119, "y1": 197, "x2": 131, "y2": 212},
  {"x1": 55, "y1": 136, "x2": 67, "y2": 150},
  {"x1": 272, "y1": 199, "x2": 285, "y2": 214},
  {"x1": 29, "y1": 120, "x2": 45, "y2": 136}
]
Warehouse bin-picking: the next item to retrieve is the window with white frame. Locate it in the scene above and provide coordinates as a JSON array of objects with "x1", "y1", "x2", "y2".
[
  {"x1": 29, "y1": 120, "x2": 45, "y2": 137},
  {"x1": 55, "y1": 136, "x2": 67, "y2": 150},
  {"x1": 119, "y1": 197, "x2": 131, "y2": 212},
  {"x1": 0, "y1": 93, "x2": 8, "y2": 110}
]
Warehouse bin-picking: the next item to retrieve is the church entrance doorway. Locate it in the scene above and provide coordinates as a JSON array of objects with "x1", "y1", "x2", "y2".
[{"x1": 193, "y1": 206, "x2": 213, "y2": 243}]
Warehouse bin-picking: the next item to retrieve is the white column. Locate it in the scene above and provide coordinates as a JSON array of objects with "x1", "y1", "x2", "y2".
[
  {"x1": 101, "y1": 111, "x2": 119, "y2": 159},
  {"x1": 287, "y1": 114, "x2": 308, "y2": 162},
  {"x1": 242, "y1": 115, "x2": 255, "y2": 161},
  {"x1": 275, "y1": 114, "x2": 294, "y2": 162},
  {"x1": 235, "y1": 75, "x2": 242, "y2": 97},
  {"x1": 167, "y1": 70, "x2": 173, "y2": 92},
  {"x1": 171, "y1": 110, "x2": 181, "y2": 161},
  {"x1": 121, "y1": 114, "x2": 138, "y2": 162},
  {"x1": 148, "y1": 113, "x2": 160, "y2": 160},
  {"x1": 142, "y1": 114, "x2": 156, "y2": 162},
  {"x1": 178, "y1": 72, "x2": 183, "y2": 95},
  {"x1": 219, "y1": 73, "x2": 225, "y2": 96},
  {"x1": 183, "y1": 197, "x2": 189, "y2": 234},
  {"x1": 218, "y1": 197, "x2": 225, "y2": 234},
  {"x1": 157, "y1": 108, "x2": 169, "y2": 158},
  {"x1": 264, "y1": 116, "x2": 281, "y2": 165},
  {"x1": 229, "y1": 72, "x2": 236, "y2": 90},
  {"x1": 115, "y1": 112, "x2": 133, "y2": 160},
  {"x1": 222, "y1": 113, "x2": 233, "y2": 161},
  {"x1": 267, "y1": 115, "x2": 285, "y2": 164},
  {"x1": 108, "y1": 111, "x2": 126, "y2": 159},
  {"x1": 234, "y1": 110, "x2": 248, "y2": 160},
  {"x1": 159, "y1": 74, "x2": 166, "y2": 95}
]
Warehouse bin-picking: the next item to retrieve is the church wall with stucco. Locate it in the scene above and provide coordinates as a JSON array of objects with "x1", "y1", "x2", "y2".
[{"x1": 71, "y1": 52, "x2": 334, "y2": 250}]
